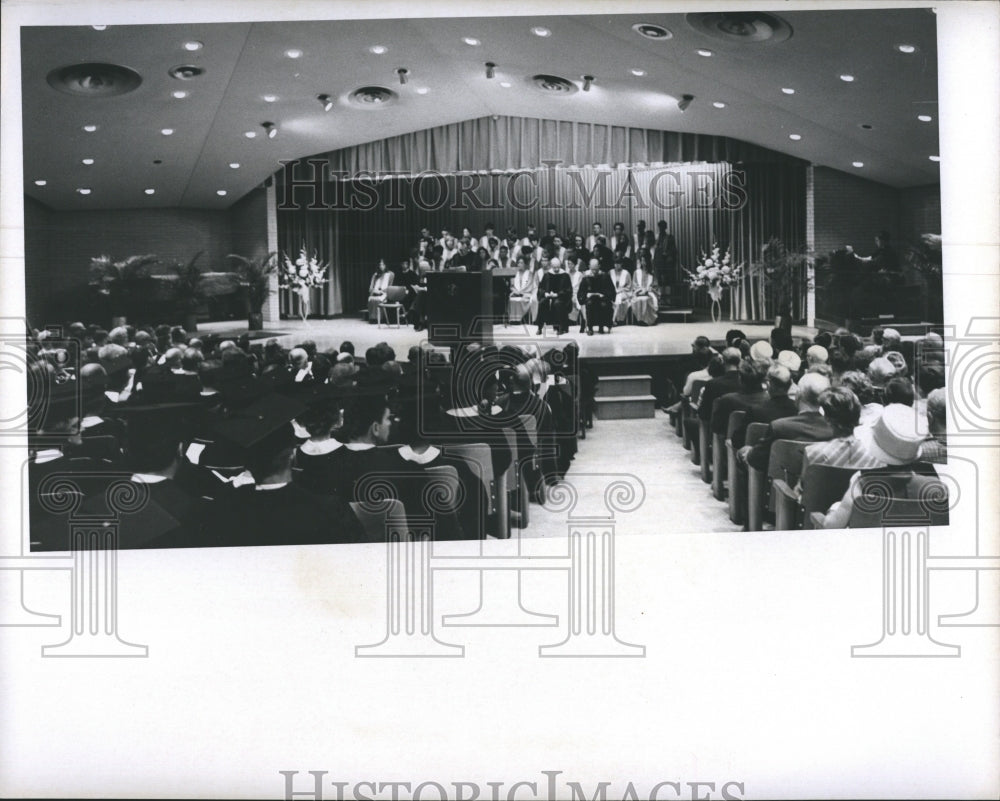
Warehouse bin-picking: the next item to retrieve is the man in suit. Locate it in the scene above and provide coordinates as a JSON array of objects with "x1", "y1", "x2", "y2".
[
  {"x1": 536, "y1": 257, "x2": 572, "y2": 335},
  {"x1": 577, "y1": 258, "x2": 614, "y2": 334},
  {"x1": 710, "y1": 358, "x2": 770, "y2": 438},
  {"x1": 697, "y1": 347, "x2": 743, "y2": 423},
  {"x1": 740, "y1": 372, "x2": 834, "y2": 472},
  {"x1": 729, "y1": 363, "x2": 798, "y2": 450}
]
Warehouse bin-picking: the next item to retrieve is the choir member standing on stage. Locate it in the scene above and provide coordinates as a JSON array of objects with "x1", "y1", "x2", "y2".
[
  {"x1": 586, "y1": 221, "x2": 604, "y2": 252},
  {"x1": 408, "y1": 260, "x2": 432, "y2": 331},
  {"x1": 536, "y1": 257, "x2": 572, "y2": 335},
  {"x1": 440, "y1": 235, "x2": 459, "y2": 266},
  {"x1": 397, "y1": 259, "x2": 420, "y2": 319},
  {"x1": 609, "y1": 256, "x2": 633, "y2": 325},
  {"x1": 653, "y1": 221, "x2": 679, "y2": 301},
  {"x1": 540, "y1": 222, "x2": 559, "y2": 251},
  {"x1": 592, "y1": 234, "x2": 615, "y2": 272},
  {"x1": 611, "y1": 222, "x2": 632, "y2": 260},
  {"x1": 508, "y1": 256, "x2": 538, "y2": 326},
  {"x1": 480, "y1": 222, "x2": 497, "y2": 252},
  {"x1": 367, "y1": 259, "x2": 395, "y2": 322},
  {"x1": 629, "y1": 252, "x2": 659, "y2": 326},
  {"x1": 521, "y1": 223, "x2": 539, "y2": 248},
  {"x1": 496, "y1": 244, "x2": 512, "y2": 270},
  {"x1": 578, "y1": 258, "x2": 614, "y2": 335},
  {"x1": 635, "y1": 220, "x2": 648, "y2": 259}
]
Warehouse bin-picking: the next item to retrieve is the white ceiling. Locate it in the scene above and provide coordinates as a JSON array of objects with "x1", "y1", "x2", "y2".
[{"x1": 20, "y1": 7, "x2": 940, "y2": 211}]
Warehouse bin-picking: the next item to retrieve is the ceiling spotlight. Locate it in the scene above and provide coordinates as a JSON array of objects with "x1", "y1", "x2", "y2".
[
  {"x1": 369, "y1": 44, "x2": 388, "y2": 55},
  {"x1": 161, "y1": 128, "x2": 174, "y2": 135},
  {"x1": 318, "y1": 93, "x2": 334, "y2": 111},
  {"x1": 262, "y1": 121, "x2": 277, "y2": 139},
  {"x1": 697, "y1": 49, "x2": 713, "y2": 57},
  {"x1": 82, "y1": 124, "x2": 98, "y2": 132},
  {"x1": 582, "y1": 75, "x2": 594, "y2": 92},
  {"x1": 896, "y1": 43, "x2": 917, "y2": 54},
  {"x1": 144, "y1": 188, "x2": 156, "y2": 195},
  {"x1": 172, "y1": 90, "x2": 189, "y2": 99},
  {"x1": 929, "y1": 155, "x2": 940, "y2": 162},
  {"x1": 500, "y1": 81, "x2": 511, "y2": 88},
  {"x1": 852, "y1": 161, "x2": 864, "y2": 168},
  {"x1": 485, "y1": 62, "x2": 496, "y2": 79},
  {"x1": 244, "y1": 131, "x2": 257, "y2": 138},
  {"x1": 263, "y1": 94, "x2": 277, "y2": 102},
  {"x1": 677, "y1": 94, "x2": 694, "y2": 112},
  {"x1": 531, "y1": 26, "x2": 551, "y2": 38},
  {"x1": 712, "y1": 101, "x2": 726, "y2": 108},
  {"x1": 416, "y1": 87, "x2": 429, "y2": 95},
  {"x1": 917, "y1": 114, "x2": 933, "y2": 122},
  {"x1": 789, "y1": 133, "x2": 802, "y2": 140},
  {"x1": 839, "y1": 74, "x2": 855, "y2": 82},
  {"x1": 81, "y1": 158, "x2": 95, "y2": 165},
  {"x1": 630, "y1": 68, "x2": 646, "y2": 77},
  {"x1": 34, "y1": 179, "x2": 47, "y2": 186},
  {"x1": 781, "y1": 87, "x2": 795, "y2": 95},
  {"x1": 463, "y1": 37, "x2": 481, "y2": 46},
  {"x1": 91, "y1": 25, "x2": 107, "y2": 31},
  {"x1": 229, "y1": 162, "x2": 241, "y2": 169},
  {"x1": 285, "y1": 49, "x2": 303, "y2": 59},
  {"x1": 216, "y1": 190, "x2": 228, "y2": 196},
  {"x1": 77, "y1": 187, "x2": 91, "y2": 195},
  {"x1": 397, "y1": 68, "x2": 409, "y2": 85},
  {"x1": 183, "y1": 41, "x2": 203, "y2": 51}
]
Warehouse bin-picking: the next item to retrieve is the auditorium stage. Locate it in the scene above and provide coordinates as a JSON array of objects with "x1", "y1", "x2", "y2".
[{"x1": 199, "y1": 317, "x2": 818, "y2": 361}]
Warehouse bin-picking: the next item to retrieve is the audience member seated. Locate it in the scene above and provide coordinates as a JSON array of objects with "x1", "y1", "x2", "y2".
[
  {"x1": 292, "y1": 391, "x2": 344, "y2": 493},
  {"x1": 918, "y1": 387, "x2": 947, "y2": 465},
  {"x1": 710, "y1": 358, "x2": 769, "y2": 439},
  {"x1": 883, "y1": 376, "x2": 914, "y2": 407},
  {"x1": 836, "y1": 370, "x2": 882, "y2": 428},
  {"x1": 729, "y1": 364, "x2": 797, "y2": 450},
  {"x1": 697, "y1": 347, "x2": 742, "y2": 423}
]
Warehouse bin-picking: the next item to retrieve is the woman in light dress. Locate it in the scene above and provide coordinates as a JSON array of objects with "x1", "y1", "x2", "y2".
[
  {"x1": 367, "y1": 259, "x2": 395, "y2": 322},
  {"x1": 628, "y1": 252, "x2": 659, "y2": 326},
  {"x1": 566, "y1": 256, "x2": 585, "y2": 328},
  {"x1": 508, "y1": 256, "x2": 538, "y2": 325},
  {"x1": 609, "y1": 259, "x2": 633, "y2": 324}
]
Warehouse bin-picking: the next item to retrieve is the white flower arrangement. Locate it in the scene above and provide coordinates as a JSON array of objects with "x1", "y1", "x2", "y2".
[
  {"x1": 280, "y1": 244, "x2": 330, "y2": 292},
  {"x1": 684, "y1": 243, "x2": 743, "y2": 300}
]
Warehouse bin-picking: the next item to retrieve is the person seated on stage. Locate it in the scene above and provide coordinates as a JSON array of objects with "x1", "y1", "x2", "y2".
[
  {"x1": 545, "y1": 235, "x2": 567, "y2": 264},
  {"x1": 728, "y1": 363, "x2": 798, "y2": 451},
  {"x1": 479, "y1": 222, "x2": 497, "y2": 252},
  {"x1": 536, "y1": 257, "x2": 572, "y2": 335},
  {"x1": 472, "y1": 246, "x2": 490, "y2": 272},
  {"x1": 608, "y1": 256, "x2": 633, "y2": 325},
  {"x1": 565, "y1": 255, "x2": 584, "y2": 328},
  {"x1": 610, "y1": 221, "x2": 632, "y2": 260},
  {"x1": 794, "y1": 386, "x2": 886, "y2": 497},
  {"x1": 918, "y1": 387, "x2": 947, "y2": 465},
  {"x1": 495, "y1": 244, "x2": 513, "y2": 270},
  {"x1": 585, "y1": 221, "x2": 604, "y2": 253},
  {"x1": 629, "y1": 253, "x2": 658, "y2": 326},
  {"x1": 698, "y1": 347, "x2": 743, "y2": 423},
  {"x1": 739, "y1": 372, "x2": 834, "y2": 473},
  {"x1": 710, "y1": 357, "x2": 770, "y2": 439},
  {"x1": 508, "y1": 256, "x2": 538, "y2": 326},
  {"x1": 520, "y1": 223, "x2": 539, "y2": 248},
  {"x1": 578, "y1": 257, "x2": 614, "y2": 335},
  {"x1": 405, "y1": 259, "x2": 431, "y2": 331},
  {"x1": 819, "y1": 403, "x2": 933, "y2": 529},
  {"x1": 591, "y1": 234, "x2": 615, "y2": 272},
  {"x1": 367, "y1": 259, "x2": 395, "y2": 322},
  {"x1": 540, "y1": 222, "x2": 559, "y2": 251}
]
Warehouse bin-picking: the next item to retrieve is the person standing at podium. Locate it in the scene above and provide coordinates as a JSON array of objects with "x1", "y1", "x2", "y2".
[{"x1": 536, "y1": 257, "x2": 572, "y2": 335}]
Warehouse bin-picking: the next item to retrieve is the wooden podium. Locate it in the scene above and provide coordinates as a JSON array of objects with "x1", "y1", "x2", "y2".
[{"x1": 425, "y1": 271, "x2": 506, "y2": 346}]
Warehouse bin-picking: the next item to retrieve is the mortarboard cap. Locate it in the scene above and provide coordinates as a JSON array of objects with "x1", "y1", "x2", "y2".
[{"x1": 213, "y1": 392, "x2": 308, "y2": 458}]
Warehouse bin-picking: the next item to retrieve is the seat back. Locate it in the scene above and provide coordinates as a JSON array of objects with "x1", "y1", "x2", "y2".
[
  {"x1": 767, "y1": 439, "x2": 810, "y2": 487},
  {"x1": 350, "y1": 498, "x2": 406, "y2": 541},
  {"x1": 442, "y1": 443, "x2": 495, "y2": 514},
  {"x1": 725, "y1": 410, "x2": 747, "y2": 439},
  {"x1": 382, "y1": 285, "x2": 407, "y2": 303},
  {"x1": 799, "y1": 464, "x2": 857, "y2": 517},
  {"x1": 745, "y1": 422, "x2": 769, "y2": 447}
]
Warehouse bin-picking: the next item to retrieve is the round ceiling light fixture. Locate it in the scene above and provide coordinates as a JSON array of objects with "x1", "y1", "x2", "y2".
[
  {"x1": 348, "y1": 85, "x2": 398, "y2": 107},
  {"x1": 632, "y1": 23, "x2": 673, "y2": 41},
  {"x1": 530, "y1": 74, "x2": 579, "y2": 95},
  {"x1": 686, "y1": 11, "x2": 793, "y2": 44},
  {"x1": 169, "y1": 64, "x2": 205, "y2": 81},
  {"x1": 47, "y1": 62, "x2": 142, "y2": 97}
]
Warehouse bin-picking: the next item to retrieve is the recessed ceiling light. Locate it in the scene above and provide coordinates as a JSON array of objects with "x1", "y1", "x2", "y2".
[
  {"x1": 285, "y1": 49, "x2": 303, "y2": 59},
  {"x1": 632, "y1": 23, "x2": 673, "y2": 41},
  {"x1": 229, "y1": 162, "x2": 241, "y2": 169},
  {"x1": 896, "y1": 43, "x2": 917, "y2": 54},
  {"x1": 697, "y1": 49, "x2": 713, "y2": 57},
  {"x1": 81, "y1": 158, "x2": 94, "y2": 165},
  {"x1": 630, "y1": 68, "x2": 646, "y2": 77},
  {"x1": 161, "y1": 128, "x2": 174, "y2": 135},
  {"x1": 917, "y1": 114, "x2": 933, "y2": 122},
  {"x1": 852, "y1": 161, "x2": 864, "y2": 168},
  {"x1": 369, "y1": 44, "x2": 388, "y2": 55},
  {"x1": 499, "y1": 81, "x2": 511, "y2": 88},
  {"x1": 929, "y1": 155, "x2": 940, "y2": 162},
  {"x1": 416, "y1": 87, "x2": 429, "y2": 95},
  {"x1": 144, "y1": 188, "x2": 156, "y2": 195},
  {"x1": 244, "y1": 131, "x2": 257, "y2": 138},
  {"x1": 91, "y1": 25, "x2": 107, "y2": 31},
  {"x1": 839, "y1": 74, "x2": 855, "y2": 82},
  {"x1": 463, "y1": 37, "x2": 481, "y2": 46},
  {"x1": 263, "y1": 94, "x2": 277, "y2": 103},
  {"x1": 781, "y1": 87, "x2": 795, "y2": 95},
  {"x1": 712, "y1": 101, "x2": 726, "y2": 108},
  {"x1": 216, "y1": 190, "x2": 228, "y2": 196},
  {"x1": 531, "y1": 27, "x2": 551, "y2": 38},
  {"x1": 183, "y1": 41, "x2": 203, "y2": 51},
  {"x1": 172, "y1": 90, "x2": 189, "y2": 99},
  {"x1": 82, "y1": 124, "x2": 98, "y2": 132},
  {"x1": 789, "y1": 134, "x2": 802, "y2": 141},
  {"x1": 34, "y1": 179, "x2": 47, "y2": 186},
  {"x1": 77, "y1": 187, "x2": 91, "y2": 195}
]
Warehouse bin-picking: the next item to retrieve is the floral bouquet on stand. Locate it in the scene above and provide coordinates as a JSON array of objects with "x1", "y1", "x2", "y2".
[
  {"x1": 683, "y1": 243, "x2": 743, "y2": 322},
  {"x1": 280, "y1": 244, "x2": 330, "y2": 321}
]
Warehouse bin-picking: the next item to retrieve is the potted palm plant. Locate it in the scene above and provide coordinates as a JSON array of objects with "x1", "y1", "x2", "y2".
[
  {"x1": 88, "y1": 253, "x2": 159, "y2": 326},
  {"x1": 171, "y1": 251, "x2": 206, "y2": 333},
  {"x1": 228, "y1": 251, "x2": 278, "y2": 330},
  {"x1": 753, "y1": 238, "x2": 813, "y2": 332}
]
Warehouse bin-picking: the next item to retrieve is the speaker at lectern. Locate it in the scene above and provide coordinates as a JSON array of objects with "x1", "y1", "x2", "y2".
[{"x1": 425, "y1": 272, "x2": 505, "y2": 346}]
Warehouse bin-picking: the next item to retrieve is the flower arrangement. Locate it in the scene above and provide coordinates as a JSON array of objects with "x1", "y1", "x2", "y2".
[
  {"x1": 684, "y1": 243, "x2": 743, "y2": 301},
  {"x1": 280, "y1": 244, "x2": 330, "y2": 292}
]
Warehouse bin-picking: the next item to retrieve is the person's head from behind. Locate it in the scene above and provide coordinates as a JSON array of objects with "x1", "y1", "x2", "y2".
[
  {"x1": 806, "y1": 345, "x2": 829, "y2": 366},
  {"x1": 721, "y1": 347, "x2": 742, "y2": 370},
  {"x1": 796, "y1": 372, "x2": 831, "y2": 411},
  {"x1": 342, "y1": 395, "x2": 392, "y2": 444},
  {"x1": 162, "y1": 347, "x2": 183, "y2": 369},
  {"x1": 839, "y1": 333, "x2": 863, "y2": 357},
  {"x1": 814, "y1": 331, "x2": 833, "y2": 350},
  {"x1": 180, "y1": 347, "x2": 204, "y2": 373},
  {"x1": 126, "y1": 419, "x2": 183, "y2": 474},
  {"x1": 806, "y1": 362, "x2": 833, "y2": 379},
  {"x1": 837, "y1": 370, "x2": 877, "y2": 405},
  {"x1": 766, "y1": 364, "x2": 792, "y2": 398},
  {"x1": 706, "y1": 355, "x2": 726, "y2": 379},
  {"x1": 725, "y1": 329, "x2": 747, "y2": 348},
  {"x1": 917, "y1": 363, "x2": 946, "y2": 398},
  {"x1": 770, "y1": 327, "x2": 793, "y2": 353},
  {"x1": 738, "y1": 358, "x2": 769, "y2": 391},
  {"x1": 884, "y1": 376, "x2": 915, "y2": 407},
  {"x1": 828, "y1": 348, "x2": 851, "y2": 376},
  {"x1": 882, "y1": 327, "x2": 902, "y2": 352},
  {"x1": 339, "y1": 340, "x2": 355, "y2": 356},
  {"x1": 819, "y1": 386, "x2": 862, "y2": 436},
  {"x1": 289, "y1": 348, "x2": 309, "y2": 370},
  {"x1": 926, "y1": 387, "x2": 946, "y2": 435}
]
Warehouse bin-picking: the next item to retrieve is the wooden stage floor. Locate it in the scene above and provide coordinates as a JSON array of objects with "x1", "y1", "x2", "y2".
[{"x1": 199, "y1": 317, "x2": 818, "y2": 361}]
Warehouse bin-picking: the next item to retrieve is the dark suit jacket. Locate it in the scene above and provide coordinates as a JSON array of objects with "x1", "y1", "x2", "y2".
[
  {"x1": 537, "y1": 271, "x2": 572, "y2": 305},
  {"x1": 746, "y1": 411, "x2": 835, "y2": 472},
  {"x1": 731, "y1": 395, "x2": 798, "y2": 449},
  {"x1": 698, "y1": 371, "x2": 741, "y2": 421},
  {"x1": 711, "y1": 389, "x2": 768, "y2": 437},
  {"x1": 578, "y1": 272, "x2": 614, "y2": 305}
]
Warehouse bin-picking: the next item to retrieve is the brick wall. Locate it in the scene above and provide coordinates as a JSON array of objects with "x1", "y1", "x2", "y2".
[
  {"x1": 23, "y1": 196, "x2": 52, "y2": 327},
  {"x1": 811, "y1": 166, "x2": 901, "y2": 257},
  {"x1": 899, "y1": 184, "x2": 942, "y2": 243}
]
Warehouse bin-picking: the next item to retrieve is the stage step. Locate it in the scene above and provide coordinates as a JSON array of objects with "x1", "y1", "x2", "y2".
[
  {"x1": 659, "y1": 307, "x2": 693, "y2": 323},
  {"x1": 594, "y1": 394, "x2": 657, "y2": 420},
  {"x1": 599, "y1": 374, "x2": 652, "y2": 397}
]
